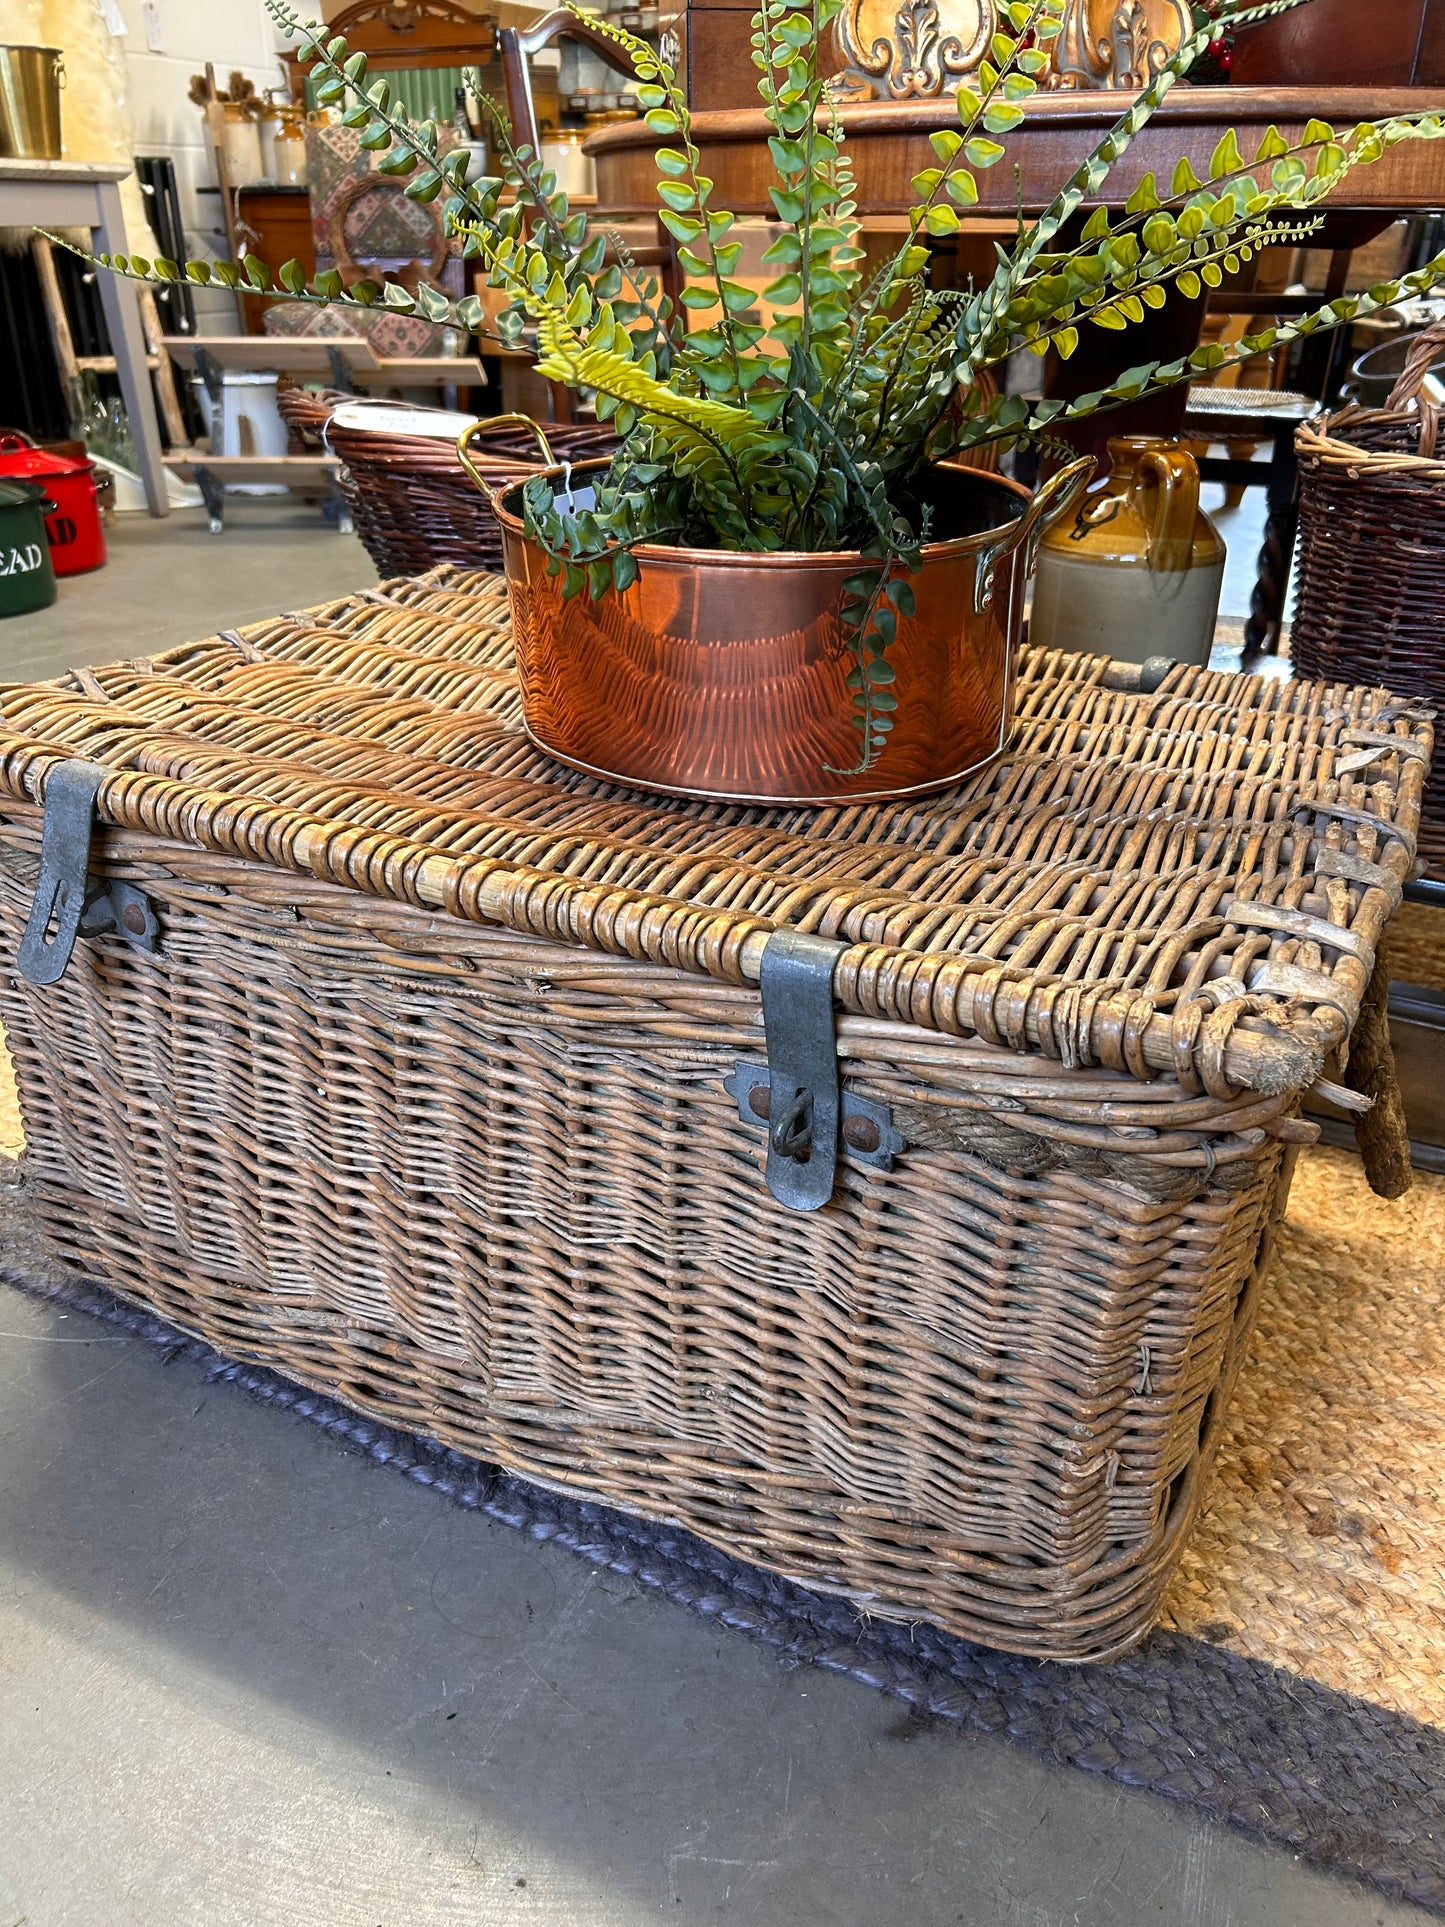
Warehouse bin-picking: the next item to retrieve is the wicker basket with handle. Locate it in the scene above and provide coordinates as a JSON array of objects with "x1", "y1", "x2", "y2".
[
  {"x1": 276, "y1": 385, "x2": 619, "y2": 577},
  {"x1": 1292, "y1": 318, "x2": 1445, "y2": 880},
  {"x1": 0, "y1": 566, "x2": 1425, "y2": 1659}
]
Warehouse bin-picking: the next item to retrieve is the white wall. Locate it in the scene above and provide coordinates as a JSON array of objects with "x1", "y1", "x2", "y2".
[{"x1": 114, "y1": 0, "x2": 292, "y2": 326}]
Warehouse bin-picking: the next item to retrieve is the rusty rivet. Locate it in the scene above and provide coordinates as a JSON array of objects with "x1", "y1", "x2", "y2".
[
  {"x1": 842, "y1": 1114, "x2": 881, "y2": 1154},
  {"x1": 121, "y1": 903, "x2": 149, "y2": 936},
  {"x1": 747, "y1": 1084, "x2": 772, "y2": 1121}
]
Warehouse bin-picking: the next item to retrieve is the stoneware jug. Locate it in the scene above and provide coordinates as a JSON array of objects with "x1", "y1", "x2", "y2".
[{"x1": 1029, "y1": 436, "x2": 1225, "y2": 667}]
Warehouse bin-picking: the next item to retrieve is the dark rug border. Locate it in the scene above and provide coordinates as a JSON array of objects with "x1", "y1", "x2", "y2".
[{"x1": 5, "y1": 1257, "x2": 1443, "y2": 1917}]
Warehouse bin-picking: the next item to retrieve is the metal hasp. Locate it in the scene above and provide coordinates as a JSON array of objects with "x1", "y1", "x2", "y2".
[
  {"x1": 16, "y1": 758, "x2": 158, "y2": 986},
  {"x1": 726, "y1": 928, "x2": 903, "y2": 1211}
]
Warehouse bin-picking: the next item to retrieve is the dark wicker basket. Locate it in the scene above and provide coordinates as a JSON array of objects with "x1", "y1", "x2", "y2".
[
  {"x1": 1292, "y1": 323, "x2": 1445, "y2": 880},
  {"x1": 277, "y1": 386, "x2": 618, "y2": 577}
]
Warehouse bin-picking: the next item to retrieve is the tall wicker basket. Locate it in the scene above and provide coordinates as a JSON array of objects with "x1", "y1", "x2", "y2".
[
  {"x1": 1292, "y1": 321, "x2": 1445, "y2": 880},
  {"x1": 278, "y1": 386, "x2": 618, "y2": 577}
]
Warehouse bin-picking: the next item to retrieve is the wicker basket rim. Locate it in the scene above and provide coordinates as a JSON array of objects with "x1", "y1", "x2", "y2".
[{"x1": 1296, "y1": 404, "x2": 1445, "y2": 486}]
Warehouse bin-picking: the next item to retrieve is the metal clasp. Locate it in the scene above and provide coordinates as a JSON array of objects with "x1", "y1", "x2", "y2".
[
  {"x1": 725, "y1": 929, "x2": 903, "y2": 1211},
  {"x1": 16, "y1": 758, "x2": 157, "y2": 986}
]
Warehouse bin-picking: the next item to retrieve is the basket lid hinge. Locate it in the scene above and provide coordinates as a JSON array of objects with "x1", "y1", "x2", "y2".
[
  {"x1": 16, "y1": 758, "x2": 158, "y2": 987},
  {"x1": 724, "y1": 929, "x2": 902, "y2": 1212}
]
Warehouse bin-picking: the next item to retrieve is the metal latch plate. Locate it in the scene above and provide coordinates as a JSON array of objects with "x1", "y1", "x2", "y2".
[
  {"x1": 16, "y1": 758, "x2": 157, "y2": 986},
  {"x1": 725, "y1": 928, "x2": 903, "y2": 1211}
]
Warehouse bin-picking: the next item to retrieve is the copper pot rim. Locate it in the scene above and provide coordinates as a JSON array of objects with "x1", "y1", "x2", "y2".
[{"x1": 490, "y1": 458, "x2": 1033, "y2": 569}]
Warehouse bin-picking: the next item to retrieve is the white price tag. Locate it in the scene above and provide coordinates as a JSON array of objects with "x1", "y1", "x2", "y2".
[
  {"x1": 329, "y1": 403, "x2": 480, "y2": 440},
  {"x1": 99, "y1": 0, "x2": 128, "y2": 35},
  {"x1": 142, "y1": 0, "x2": 164, "y2": 52}
]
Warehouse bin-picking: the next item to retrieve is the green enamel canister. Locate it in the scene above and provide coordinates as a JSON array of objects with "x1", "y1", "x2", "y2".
[{"x1": 0, "y1": 478, "x2": 58, "y2": 616}]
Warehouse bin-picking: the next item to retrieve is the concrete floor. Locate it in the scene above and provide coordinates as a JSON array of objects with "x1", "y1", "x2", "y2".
[{"x1": 0, "y1": 501, "x2": 1419, "y2": 1927}]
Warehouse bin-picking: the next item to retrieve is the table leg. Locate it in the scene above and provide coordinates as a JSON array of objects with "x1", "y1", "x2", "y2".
[
  {"x1": 1242, "y1": 425, "x2": 1300, "y2": 662},
  {"x1": 92, "y1": 178, "x2": 169, "y2": 518}
]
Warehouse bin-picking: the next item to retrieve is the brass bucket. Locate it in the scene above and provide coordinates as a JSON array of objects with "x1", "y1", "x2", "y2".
[
  {"x1": 0, "y1": 46, "x2": 63, "y2": 160},
  {"x1": 463, "y1": 419, "x2": 1090, "y2": 805}
]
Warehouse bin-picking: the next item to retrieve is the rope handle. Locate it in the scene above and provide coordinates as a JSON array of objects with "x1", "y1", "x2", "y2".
[
  {"x1": 1383, "y1": 317, "x2": 1445, "y2": 459},
  {"x1": 455, "y1": 415, "x2": 558, "y2": 504}
]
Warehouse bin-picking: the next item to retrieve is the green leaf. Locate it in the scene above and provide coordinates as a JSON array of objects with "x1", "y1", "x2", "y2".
[
  {"x1": 1092, "y1": 306, "x2": 1128, "y2": 330},
  {"x1": 956, "y1": 86, "x2": 982, "y2": 122},
  {"x1": 1055, "y1": 324, "x2": 1079, "y2": 359},
  {"x1": 1210, "y1": 129, "x2": 1243, "y2": 179},
  {"x1": 982, "y1": 101, "x2": 1024, "y2": 134},
  {"x1": 1125, "y1": 172, "x2": 1159, "y2": 214},
  {"x1": 964, "y1": 137, "x2": 1005, "y2": 168},
  {"x1": 929, "y1": 128, "x2": 963, "y2": 162},
  {"x1": 658, "y1": 208, "x2": 705, "y2": 241},
  {"x1": 1254, "y1": 124, "x2": 1289, "y2": 162},
  {"x1": 910, "y1": 167, "x2": 943, "y2": 197},
  {"x1": 1081, "y1": 205, "x2": 1110, "y2": 242},
  {"x1": 644, "y1": 107, "x2": 681, "y2": 134},
  {"x1": 764, "y1": 271, "x2": 801, "y2": 304},
  {"x1": 657, "y1": 180, "x2": 696, "y2": 211},
  {"x1": 1177, "y1": 268, "x2": 1201, "y2": 299},
  {"x1": 924, "y1": 203, "x2": 961, "y2": 235},
  {"x1": 655, "y1": 147, "x2": 690, "y2": 178},
  {"x1": 945, "y1": 170, "x2": 979, "y2": 206},
  {"x1": 278, "y1": 258, "x2": 307, "y2": 293},
  {"x1": 1302, "y1": 118, "x2": 1335, "y2": 145},
  {"x1": 1171, "y1": 155, "x2": 1202, "y2": 196}
]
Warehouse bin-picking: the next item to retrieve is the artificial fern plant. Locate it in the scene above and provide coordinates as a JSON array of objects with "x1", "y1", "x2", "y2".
[{"x1": 67, "y1": 0, "x2": 1445, "y2": 765}]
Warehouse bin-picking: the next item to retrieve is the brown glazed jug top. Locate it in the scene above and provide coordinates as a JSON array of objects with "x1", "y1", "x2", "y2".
[{"x1": 1041, "y1": 434, "x2": 1224, "y2": 573}]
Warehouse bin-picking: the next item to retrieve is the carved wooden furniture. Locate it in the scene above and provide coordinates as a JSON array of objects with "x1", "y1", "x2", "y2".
[
  {"x1": 588, "y1": 87, "x2": 1445, "y2": 461},
  {"x1": 281, "y1": 0, "x2": 500, "y2": 86},
  {"x1": 663, "y1": 0, "x2": 1194, "y2": 109}
]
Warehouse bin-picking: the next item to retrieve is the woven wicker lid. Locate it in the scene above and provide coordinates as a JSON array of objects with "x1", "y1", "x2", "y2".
[{"x1": 0, "y1": 565, "x2": 1430, "y2": 1103}]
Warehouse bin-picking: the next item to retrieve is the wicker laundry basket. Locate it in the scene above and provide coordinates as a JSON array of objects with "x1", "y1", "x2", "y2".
[
  {"x1": 0, "y1": 568, "x2": 1425, "y2": 1660},
  {"x1": 277, "y1": 386, "x2": 618, "y2": 576},
  {"x1": 1292, "y1": 321, "x2": 1445, "y2": 880}
]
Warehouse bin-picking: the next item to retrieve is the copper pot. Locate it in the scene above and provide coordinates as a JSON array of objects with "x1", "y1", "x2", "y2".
[{"x1": 461, "y1": 421, "x2": 1090, "y2": 805}]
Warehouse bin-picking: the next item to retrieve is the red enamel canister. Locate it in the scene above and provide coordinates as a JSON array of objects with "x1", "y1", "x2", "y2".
[{"x1": 0, "y1": 431, "x2": 106, "y2": 575}]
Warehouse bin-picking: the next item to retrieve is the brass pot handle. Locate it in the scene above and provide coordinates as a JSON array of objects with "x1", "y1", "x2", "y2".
[
  {"x1": 1015, "y1": 455, "x2": 1094, "y2": 573},
  {"x1": 455, "y1": 414, "x2": 559, "y2": 504}
]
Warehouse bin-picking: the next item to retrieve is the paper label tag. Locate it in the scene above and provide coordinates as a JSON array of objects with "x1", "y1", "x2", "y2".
[
  {"x1": 99, "y1": 0, "x2": 128, "y2": 35},
  {"x1": 329, "y1": 403, "x2": 479, "y2": 440}
]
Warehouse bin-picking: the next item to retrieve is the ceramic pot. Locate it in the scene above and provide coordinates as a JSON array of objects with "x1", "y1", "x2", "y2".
[
  {"x1": 1029, "y1": 436, "x2": 1224, "y2": 668},
  {"x1": 465, "y1": 422, "x2": 1089, "y2": 805}
]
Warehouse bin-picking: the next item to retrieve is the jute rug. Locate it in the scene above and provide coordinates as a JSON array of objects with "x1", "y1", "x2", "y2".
[{"x1": 1, "y1": 1049, "x2": 1442, "y2": 1912}]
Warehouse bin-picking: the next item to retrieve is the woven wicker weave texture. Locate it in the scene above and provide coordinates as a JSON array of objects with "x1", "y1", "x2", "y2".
[
  {"x1": 0, "y1": 566, "x2": 1427, "y2": 1659},
  {"x1": 278, "y1": 386, "x2": 618, "y2": 578},
  {"x1": 1292, "y1": 405, "x2": 1445, "y2": 882}
]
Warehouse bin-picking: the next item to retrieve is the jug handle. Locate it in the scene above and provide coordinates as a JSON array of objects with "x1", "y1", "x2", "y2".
[{"x1": 1129, "y1": 445, "x2": 1196, "y2": 573}]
